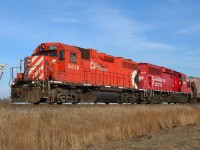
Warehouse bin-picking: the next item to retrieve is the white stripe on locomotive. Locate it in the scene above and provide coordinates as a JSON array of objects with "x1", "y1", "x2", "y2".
[
  {"x1": 28, "y1": 56, "x2": 44, "y2": 76},
  {"x1": 34, "y1": 64, "x2": 44, "y2": 78}
]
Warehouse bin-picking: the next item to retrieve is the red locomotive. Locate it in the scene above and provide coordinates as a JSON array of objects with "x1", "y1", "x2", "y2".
[
  {"x1": 11, "y1": 42, "x2": 138, "y2": 104},
  {"x1": 11, "y1": 42, "x2": 192, "y2": 104},
  {"x1": 138, "y1": 63, "x2": 191, "y2": 103}
]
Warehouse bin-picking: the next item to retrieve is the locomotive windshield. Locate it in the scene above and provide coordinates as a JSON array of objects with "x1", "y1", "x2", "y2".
[
  {"x1": 33, "y1": 51, "x2": 57, "y2": 57},
  {"x1": 32, "y1": 44, "x2": 58, "y2": 57}
]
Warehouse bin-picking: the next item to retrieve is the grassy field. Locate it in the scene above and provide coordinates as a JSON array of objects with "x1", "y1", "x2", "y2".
[{"x1": 0, "y1": 104, "x2": 200, "y2": 150}]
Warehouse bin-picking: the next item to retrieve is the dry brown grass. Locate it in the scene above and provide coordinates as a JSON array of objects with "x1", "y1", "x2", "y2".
[{"x1": 0, "y1": 104, "x2": 200, "y2": 150}]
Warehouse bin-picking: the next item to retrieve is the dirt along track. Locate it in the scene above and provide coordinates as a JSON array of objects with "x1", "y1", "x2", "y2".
[{"x1": 89, "y1": 123, "x2": 200, "y2": 150}]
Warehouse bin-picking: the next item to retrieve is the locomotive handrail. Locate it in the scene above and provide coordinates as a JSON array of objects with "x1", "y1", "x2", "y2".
[{"x1": 142, "y1": 79, "x2": 154, "y2": 98}]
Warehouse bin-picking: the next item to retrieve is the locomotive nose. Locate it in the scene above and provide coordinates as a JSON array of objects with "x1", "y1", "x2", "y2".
[{"x1": 24, "y1": 56, "x2": 45, "y2": 80}]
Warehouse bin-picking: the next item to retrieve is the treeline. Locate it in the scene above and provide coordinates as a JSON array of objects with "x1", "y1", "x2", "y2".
[{"x1": 0, "y1": 97, "x2": 11, "y2": 103}]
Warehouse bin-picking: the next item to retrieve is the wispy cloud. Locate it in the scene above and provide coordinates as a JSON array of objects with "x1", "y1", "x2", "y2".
[
  {"x1": 0, "y1": 18, "x2": 47, "y2": 40},
  {"x1": 0, "y1": 0, "x2": 175, "y2": 53},
  {"x1": 168, "y1": 0, "x2": 183, "y2": 6},
  {"x1": 177, "y1": 24, "x2": 200, "y2": 34},
  {"x1": 48, "y1": 1, "x2": 174, "y2": 52}
]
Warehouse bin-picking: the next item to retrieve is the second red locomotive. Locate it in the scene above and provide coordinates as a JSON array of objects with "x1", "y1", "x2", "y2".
[
  {"x1": 11, "y1": 42, "x2": 192, "y2": 104},
  {"x1": 138, "y1": 63, "x2": 191, "y2": 104}
]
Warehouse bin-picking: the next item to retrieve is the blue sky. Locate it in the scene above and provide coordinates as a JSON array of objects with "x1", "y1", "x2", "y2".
[{"x1": 0, "y1": 0, "x2": 200, "y2": 98}]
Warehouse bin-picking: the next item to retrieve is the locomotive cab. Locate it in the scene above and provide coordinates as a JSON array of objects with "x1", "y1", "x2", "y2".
[
  {"x1": 20, "y1": 43, "x2": 82, "y2": 82},
  {"x1": 11, "y1": 43, "x2": 84, "y2": 103}
]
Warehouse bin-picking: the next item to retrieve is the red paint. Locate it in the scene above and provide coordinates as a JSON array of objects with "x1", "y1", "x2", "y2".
[{"x1": 138, "y1": 63, "x2": 191, "y2": 93}]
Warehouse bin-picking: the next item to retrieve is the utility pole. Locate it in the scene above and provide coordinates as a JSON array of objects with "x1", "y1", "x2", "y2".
[{"x1": 0, "y1": 64, "x2": 6, "y2": 81}]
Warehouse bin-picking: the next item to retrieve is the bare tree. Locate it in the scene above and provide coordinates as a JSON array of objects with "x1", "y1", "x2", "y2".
[{"x1": 0, "y1": 97, "x2": 11, "y2": 103}]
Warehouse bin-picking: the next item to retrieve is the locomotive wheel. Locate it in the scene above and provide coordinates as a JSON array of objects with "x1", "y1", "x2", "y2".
[
  {"x1": 72, "y1": 102, "x2": 78, "y2": 105},
  {"x1": 72, "y1": 95, "x2": 78, "y2": 105},
  {"x1": 146, "y1": 98, "x2": 153, "y2": 104},
  {"x1": 117, "y1": 96, "x2": 123, "y2": 104},
  {"x1": 130, "y1": 98, "x2": 135, "y2": 104},
  {"x1": 49, "y1": 102, "x2": 55, "y2": 105}
]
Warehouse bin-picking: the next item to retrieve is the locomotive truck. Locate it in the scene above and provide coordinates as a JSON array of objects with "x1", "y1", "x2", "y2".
[{"x1": 11, "y1": 42, "x2": 192, "y2": 104}]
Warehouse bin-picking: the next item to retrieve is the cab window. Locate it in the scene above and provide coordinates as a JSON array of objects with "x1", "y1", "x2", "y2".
[
  {"x1": 41, "y1": 52, "x2": 48, "y2": 56},
  {"x1": 70, "y1": 52, "x2": 77, "y2": 63},
  {"x1": 59, "y1": 50, "x2": 65, "y2": 60},
  {"x1": 50, "y1": 51, "x2": 57, "y2": 57}
]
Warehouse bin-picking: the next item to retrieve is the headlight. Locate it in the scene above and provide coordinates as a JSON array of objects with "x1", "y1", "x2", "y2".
[{"x1": 48, "y1": 45, "x2": 58, "y2": 50}]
